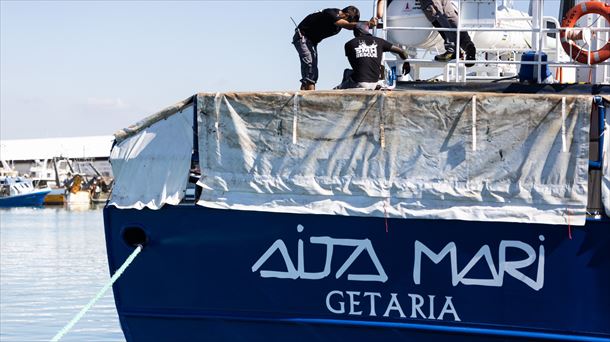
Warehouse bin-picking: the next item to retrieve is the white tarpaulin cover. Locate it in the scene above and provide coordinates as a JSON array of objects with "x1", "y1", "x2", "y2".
[
  {"x1": 197, "y1": 91, "x2": 592, "y2": 226},
  {"x1": 602, "y1": 96, "x2": 610, "y2": 216},
  {"x1": 108, "y1": 103, "x2": 194, "y2": 209}
]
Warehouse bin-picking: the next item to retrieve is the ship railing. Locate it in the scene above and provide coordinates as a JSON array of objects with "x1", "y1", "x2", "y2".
[
  {"x1": 379, "y1": 25, "x2": 610, "y2": 81},
  {"x1": 376, "y1": 0, "x2": 610, "y2": 83}
]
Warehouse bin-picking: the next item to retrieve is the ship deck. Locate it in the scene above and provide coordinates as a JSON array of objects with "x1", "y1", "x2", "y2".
[{"x1": 395, "y1": 81, "x2": 609, "y2": 95}]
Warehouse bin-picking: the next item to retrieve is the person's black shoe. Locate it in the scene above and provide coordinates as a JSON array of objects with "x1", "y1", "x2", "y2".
[
  {"x1": 434, "y1": 51, "x2": 455, "y2": 62},
  {"x1": 465, "y1": 44, "x2": 476, "y2": 67},
  {"x1": 402, "y1": 62, "x2": 411, "y2": 76}
]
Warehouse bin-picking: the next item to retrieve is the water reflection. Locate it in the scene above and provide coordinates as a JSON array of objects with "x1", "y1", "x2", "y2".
[
  {"x1": 64, "y1": 202, "x2": 105, "y2": 212},
  {"x1": 0, "y1": 206, "x2": 124, "y2": 342}
]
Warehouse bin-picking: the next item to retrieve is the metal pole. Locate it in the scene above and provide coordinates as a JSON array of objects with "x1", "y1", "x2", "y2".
[
  {"x1": 383, "y1": 0, "x2": 387, "y2": 40},
  {"x1": 537, "y1": 0, "x2": 544, "y2": 82},
  {"x1": 456, "y1": 0, "x2": 462, "y2": 82}
]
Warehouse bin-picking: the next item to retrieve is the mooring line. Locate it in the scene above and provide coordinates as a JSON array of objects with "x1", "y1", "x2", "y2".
[{"x1": 51, "y1": 245, "x2": 143, "y2": 342}]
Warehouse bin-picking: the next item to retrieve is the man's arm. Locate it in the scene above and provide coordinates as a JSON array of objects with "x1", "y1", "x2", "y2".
[
  {"x1": 335, "y1": 19, "x2": 358, "y2": 29},
  {"x1": 389, "y1": 44, "x2": 410, "y2": 75},
  {"x1": 376, "y1": 0, "x2": 385, "y2": 19},
  {"x1": 335, "y1": 18, "x2": 377, "y2": 30},
  {"x1": 389, "y1": 45, "x2": 408, "y2": 60}
]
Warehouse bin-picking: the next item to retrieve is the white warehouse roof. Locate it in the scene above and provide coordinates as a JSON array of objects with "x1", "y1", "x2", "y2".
[{"x1": 0, "y1": 135, "x2": 114, "y2": 161}]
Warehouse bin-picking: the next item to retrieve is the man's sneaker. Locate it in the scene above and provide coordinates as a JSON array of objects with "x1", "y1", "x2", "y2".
[
  {"x1": 434, "y1": 51, "x2": 455, "y2": 62},
  {"x1": 465, "y1": 44, "x2": 476, "y2": 67}
]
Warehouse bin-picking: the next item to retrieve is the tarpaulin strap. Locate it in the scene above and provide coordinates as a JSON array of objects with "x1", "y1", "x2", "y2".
[
  {"x1": 379, "y1": 93, "x2": 386, "y2": 150},
  {"x1": 562, "y1": 97, "x2": 568, "y2": 152},
  {"x1": 383, "y1": 198, "x2": 390, "y2": 233},
  {"x1": 214, "y1": 92, "x2": 222, "y2": 163},
  {"x1": 472, "y1": 95, "x2": 477, "y2": 152},
  {"x1": 293, "y1": 92, "x2": 299, "y2": 145},
  {"x1": 379, "y1": 93, "x2": 389, "y2": 231}
]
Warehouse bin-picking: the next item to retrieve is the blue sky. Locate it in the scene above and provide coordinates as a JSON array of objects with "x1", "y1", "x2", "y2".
[{"x1": 1, "y1": 0, "x2": 560, "y2": 139}]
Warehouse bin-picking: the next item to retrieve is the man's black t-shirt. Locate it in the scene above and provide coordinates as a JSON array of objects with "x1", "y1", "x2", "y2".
[
  {"x1": 345, "y1": 36, "x2": 393, "y2": 82},
  {"x1": 298, "y1": 8, "x2": 342, "y2": 45}
]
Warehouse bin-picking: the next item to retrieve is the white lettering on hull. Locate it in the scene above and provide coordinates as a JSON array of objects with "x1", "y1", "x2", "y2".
[
  {"x1": 252, "y1": 225, "x2": 388, "y2": 282},
  {"x1": 326, "y1": 290, "x2": 461, "y2": 322},
  {"x1": 413, "y1": 236, "x2": 545, "y2": 291},
  {"x1": 253, "y1": 225, "x2": 548, "y2": 324}
]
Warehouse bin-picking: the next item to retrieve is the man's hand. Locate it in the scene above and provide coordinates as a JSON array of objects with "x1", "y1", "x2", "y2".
[
  {"x1": 368, "y1": 17, "x2": 377, "y2": 28},
  {"x1": 398, "y1": 49, "x2": 408, "y2": 60}
]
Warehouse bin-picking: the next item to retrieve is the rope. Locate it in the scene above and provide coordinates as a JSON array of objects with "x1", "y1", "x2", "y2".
[{"x1": 51, "y1": 245, "x2": 143, "y2": 342}]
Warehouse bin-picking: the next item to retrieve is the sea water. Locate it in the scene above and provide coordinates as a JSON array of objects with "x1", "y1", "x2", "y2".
[{"x1": 0, "y1": 206, "x2": 125, "y2": 342}]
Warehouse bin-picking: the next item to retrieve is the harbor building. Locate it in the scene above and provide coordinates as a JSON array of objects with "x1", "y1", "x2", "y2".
[{"x1": 0, "y1": 135, "x2": 114, "y2": 179}]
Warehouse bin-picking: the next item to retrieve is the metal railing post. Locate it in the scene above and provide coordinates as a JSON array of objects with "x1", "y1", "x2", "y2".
[{"x1": 456, "y1": 0, "x2": 462, "y2": 82}]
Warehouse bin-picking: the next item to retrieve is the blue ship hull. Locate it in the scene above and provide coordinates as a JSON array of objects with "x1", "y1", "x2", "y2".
[
  {"x1": 0, "y1": 189, "x2": 51, "y2": 207},
  {"x1": 104, "y1": 205, "x2": 610, "y2": 342}
]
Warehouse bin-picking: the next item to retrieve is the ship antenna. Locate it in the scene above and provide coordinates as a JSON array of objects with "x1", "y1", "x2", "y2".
[{"x1": 290, "y1": 17, "x2": 303, "y2": 39}]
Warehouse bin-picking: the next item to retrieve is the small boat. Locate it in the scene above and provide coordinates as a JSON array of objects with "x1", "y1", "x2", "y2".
[
  {"x1": 87, "y1": 163, "x2": 113, "y2": 204},
  {"x1": 25, "y1": 157, "x2": 112, "y2": 205},
  {"x1": 60, "y1": 173, "x2": 91, "y2": 206},
  {"x1": 0, "y1": 176, "x2": 51, "y2": 207},
  {"x1": 28, "y1": 157, "x2": 72, "y2": 189},
  {"x1": 90, "y1": 176, "x2": 112, "y2": 204},
  {"x1": 43, "y1": 188, "x2": 66, "y2": 205}
]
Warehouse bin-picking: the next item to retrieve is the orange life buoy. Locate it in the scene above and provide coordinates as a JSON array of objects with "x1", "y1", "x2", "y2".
[{"x1": 560, "y1": 1, "x2": 610, "y2": 64}]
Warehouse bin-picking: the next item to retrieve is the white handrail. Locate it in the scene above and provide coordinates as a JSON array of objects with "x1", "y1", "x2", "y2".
[
  {"x1": 378, "y1": 0, "x2": 609, "y2": 83},
  {"x1": 455, "y1": 0, "x2": 462, "y2": 82},
  {"x1": 383, "y1": 25, "x2": 610, "y2": 32}
]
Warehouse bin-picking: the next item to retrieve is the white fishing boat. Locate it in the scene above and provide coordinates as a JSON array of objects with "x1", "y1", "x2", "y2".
[{"x1": 0, "y1": 176, "x2": 51, "y2": 207}]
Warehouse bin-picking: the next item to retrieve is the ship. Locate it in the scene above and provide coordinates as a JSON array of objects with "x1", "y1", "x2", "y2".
[
  {"x1": 0, "y1": 176, "x2": 51, "y2": 208},
  {"x1": 103, "y1": 0, "x2": 609, "y2": 341}
]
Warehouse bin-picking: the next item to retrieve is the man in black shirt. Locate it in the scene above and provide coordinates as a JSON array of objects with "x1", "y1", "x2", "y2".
[
  {"x1": 293, "y1": 6, "x2": 369, "y2": 91},
  {"x1": 336, "y1": 22, "x2": 409, "y2": 90}
]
